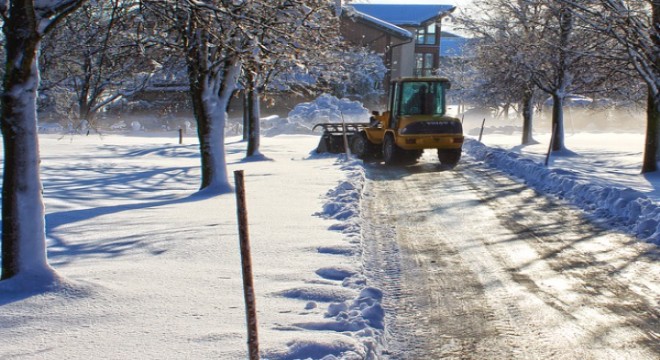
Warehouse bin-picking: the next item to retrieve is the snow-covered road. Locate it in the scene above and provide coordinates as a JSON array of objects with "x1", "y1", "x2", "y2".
[{"x1": 360, "y1": 152, "x2": 659, "y2": 359}]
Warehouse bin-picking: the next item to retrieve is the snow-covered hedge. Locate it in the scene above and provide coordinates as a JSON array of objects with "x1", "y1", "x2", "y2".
[{"x1": 465, "y1": 139, "x2": 660, "y2": 244}]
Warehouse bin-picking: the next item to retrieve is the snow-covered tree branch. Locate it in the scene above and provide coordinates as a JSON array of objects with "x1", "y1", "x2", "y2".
[{"x1": 40, "y1": 0, "x2": 154, "y2": 132}]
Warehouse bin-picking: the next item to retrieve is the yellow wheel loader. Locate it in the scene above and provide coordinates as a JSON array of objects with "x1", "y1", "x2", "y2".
[{"x1": 351, "y1": 77, "x2": 464, "y2": 166}]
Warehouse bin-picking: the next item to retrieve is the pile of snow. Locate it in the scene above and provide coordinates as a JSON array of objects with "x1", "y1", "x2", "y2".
[
  {"x1": 278, "y1": 94, "x2": 369, "y2": 132},
  {"x1": 299, "y1": 158, "x2": 386, "y2": 359},
  {"x1": 465, "y1": 139, "x2": 660, "y2": 244}
]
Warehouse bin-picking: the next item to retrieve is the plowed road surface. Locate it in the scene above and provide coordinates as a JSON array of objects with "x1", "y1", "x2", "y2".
[{"x1": 360, "y1": 153, "x2": 659, "y2": 359}]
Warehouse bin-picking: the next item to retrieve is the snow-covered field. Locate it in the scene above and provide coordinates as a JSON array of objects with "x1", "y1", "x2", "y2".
[
  {"x1": 0, "y1": 132, "x2": 383, "y2": 359},
  {"x1": 1, "y1": 111, "x2": 659, "y2": 359}
]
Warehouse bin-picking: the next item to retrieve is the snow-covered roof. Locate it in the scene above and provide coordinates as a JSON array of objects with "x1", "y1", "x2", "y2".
[
  {"x1": 343, "y1": 5, "x2": 413, "y2": 40},
  {"x1": 350, "y1": 4, "x2": 456, "y2": 27}
]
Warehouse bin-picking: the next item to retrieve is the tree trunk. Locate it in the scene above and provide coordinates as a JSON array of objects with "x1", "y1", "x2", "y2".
[
  {"x1": 641, "y1": 2, "x2": 660, "y2": 173},
  {"x1": 186, "y1": 40, "x2": 240, "y2": 192},
  {"x1": 246, "y1": 74, "x2": 261, "y2": 157},
  {"x1": 242, "y1": 92, "x2": 250, "y2": 141},
  {"x1": 551, "y1": 93, "x2": 566, "y2": 151},
  {"x1": 190, "y1": 73, "x2": 238, "y2": 192},
  {"x1": 1, "y1": 3, "x2": 55, "y2": 280},
  {"x1": 549, "y1": 4, "x2": 571, "y2": 152},
  {"x1": 642, "y1": 86, "x2": 660, "y2": 173},
  {"x1": 78, "y1": 56, "x2": 93, "y2": 126},
  {"x1": 521, "y1": 88, "x2": 535, "y2": 145}
]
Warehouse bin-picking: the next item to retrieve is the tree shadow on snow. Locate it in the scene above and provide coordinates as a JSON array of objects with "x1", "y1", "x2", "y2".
[
  {"x1": 471, "y1": 164, "x2": 660, "y2": 352},
  {"x1": 42, "y1": 182, "x2": 237, "y2": 265},
  {"x1": 35, "y1": 160, "x2": 233, "y2": 266}
]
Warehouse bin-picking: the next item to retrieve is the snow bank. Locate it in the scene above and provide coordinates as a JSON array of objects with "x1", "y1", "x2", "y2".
[
  {"x1": 271, "y1": 157, "x2": 387, "y2": 360},
  {"x1": 464, "y1": 139, "x2": 660, "y2": 244},
  {"x1": 269, "y1": 94, "x2": 369, "y2": 137}
]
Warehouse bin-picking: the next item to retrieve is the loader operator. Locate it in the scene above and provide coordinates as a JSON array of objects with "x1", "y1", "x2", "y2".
[{"x1": 405, "y1": 85, "x2": 434, "y2": 115}]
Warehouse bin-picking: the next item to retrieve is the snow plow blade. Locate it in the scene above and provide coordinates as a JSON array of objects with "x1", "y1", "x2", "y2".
[{"x1": 313, "y1": 123, "x2": 369, "y2": 153}]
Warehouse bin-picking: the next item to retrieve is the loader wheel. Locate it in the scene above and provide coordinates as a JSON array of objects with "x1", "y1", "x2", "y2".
[
  {"x1": 350, "y1": 132, "x2": 373, "y2": 159},
  {"x1": 383, "y1": 134, "x2": 402, "y2": 165},
  {"x1": 437, "y1": 148, "x2": 462, "y2": 167}
]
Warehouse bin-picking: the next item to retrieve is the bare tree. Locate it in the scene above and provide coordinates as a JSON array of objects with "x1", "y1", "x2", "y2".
[
  {"x1": 1, "y1": 0, "x2": 86, "y2": 282},
  {"x1": 564, "y1": 0, "x2": 660, "y2": 172},
  {"x1": 40, "y1": 0, "x2": 153, "y2": 132},
  {"x1": 461, "y1": 0, "x2": 623, "y2": 150},
  {"x1": 239, "y1": 0, "x2": 341, "y2": 157},
  {"x1": 140, "y1": 0, "x2": 247, "y2": 193},
  {"x1": 458, "y1": 0, "x2": 543, "y2": 145},
  {"x1": 509, "y1": 2, "x2": 580, "y2": 152}
]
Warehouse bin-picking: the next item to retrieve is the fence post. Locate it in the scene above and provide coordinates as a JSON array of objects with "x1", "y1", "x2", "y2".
[
  {"x1": 478, "y1": 118, "x2": 486, "y2": 142},
  {"x1": 234, "y1": 170, "x2": 259, "y2": 360},
  {"x1": 178, "y1": 128, "x2": 183, "y2": 144},
  {"x1": 340, "y1": 112, "x2": 352, "y2": 160}
]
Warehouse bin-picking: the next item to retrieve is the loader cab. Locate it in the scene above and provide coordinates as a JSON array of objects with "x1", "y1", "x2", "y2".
[
  {"x1": 388, "y1": 78, "x2": 450, "y2": 129},
  {"x1": 349, "y1": 76, "x2": 463, "y2": 165}
]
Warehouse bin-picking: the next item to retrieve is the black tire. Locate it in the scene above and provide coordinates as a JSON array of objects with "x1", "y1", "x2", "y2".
[
  {"x1": 383, "y1": 134, "x2": 402, "y2": 165},
  {"x1": 437, "y1": 148, "x2": 462, "y2": 167},
  {"x1": 350, "y1": 132, "x2": 373, "y2": 159}
]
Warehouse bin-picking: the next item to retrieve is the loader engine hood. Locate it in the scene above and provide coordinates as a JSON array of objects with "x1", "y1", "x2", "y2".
[{"x1": 399, "y1": 116, "x2": 463, "y2": 135}]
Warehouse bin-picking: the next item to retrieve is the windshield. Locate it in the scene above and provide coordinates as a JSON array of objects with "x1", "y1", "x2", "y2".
[{"x1": 400, "y1": 81, "x2": 446, "y2": 116}]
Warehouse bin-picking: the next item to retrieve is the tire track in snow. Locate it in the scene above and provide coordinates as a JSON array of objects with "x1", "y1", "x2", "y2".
[
  {"x1": 361, "y1": 158, "x2": 528, "y2": 359},
  {"x1": 360, "y1": 153, "x2": 659, "y2": 359},
  {"x1": 460, "y1": 158, "x2": 660, "y2": 357}
]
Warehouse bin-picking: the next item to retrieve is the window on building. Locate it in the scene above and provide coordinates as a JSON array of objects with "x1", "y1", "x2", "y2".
[
  {"x1": 416, "y1": 23, "x2": 437, "y2": 45},
  {"x1": 414, "y1": 53, "x2": 436, "y2": 77}
]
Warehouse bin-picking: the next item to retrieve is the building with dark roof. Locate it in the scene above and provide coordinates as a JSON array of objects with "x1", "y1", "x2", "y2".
[{"x1": 340, "y1": 3, "x2": 456, "y2": 90}]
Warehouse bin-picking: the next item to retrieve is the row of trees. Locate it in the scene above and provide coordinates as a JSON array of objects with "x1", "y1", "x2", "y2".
[
  {"x1": 456, "y1": 0, "x2": 658, "y2": 171},
  {"x1": 0, "y1": 0, "x2": 354, "y2": 282}
]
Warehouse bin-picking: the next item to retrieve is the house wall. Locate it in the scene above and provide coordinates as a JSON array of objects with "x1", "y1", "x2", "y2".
[
  {"x1": 392, "y1": 40, "x2": 415, "y2": 79},
  {"x1": 340, "y1": 17, "x2": 391, "y2": 53},
  {"x1": 340, "y1": 16, "x2": 413, "y2": 101},
  {"x1": 120, "y1": 88, "x2": 313, "y2": 119},
  {"x1": 341, "y1": 19, "x2": 443, "y2": 82}
]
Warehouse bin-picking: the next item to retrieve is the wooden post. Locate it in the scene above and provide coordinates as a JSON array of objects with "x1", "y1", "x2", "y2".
[
  {"x1": 340, "y1": 112, "x2": 352, "y2": 160},
  {"x1": 478, "y1": 118, "x2": 486, "y2": 142},
  {"x1": 178, "y1": 128, "x2": 183, "y2": 145},
  {"x1": 234, "y1": 170, "x2": 259, "y2": 360}
]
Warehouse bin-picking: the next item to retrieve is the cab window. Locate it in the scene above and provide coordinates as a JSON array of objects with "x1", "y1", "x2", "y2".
[{"x1": 401, "y1": 81, "x2": 445, "y2": 116}]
